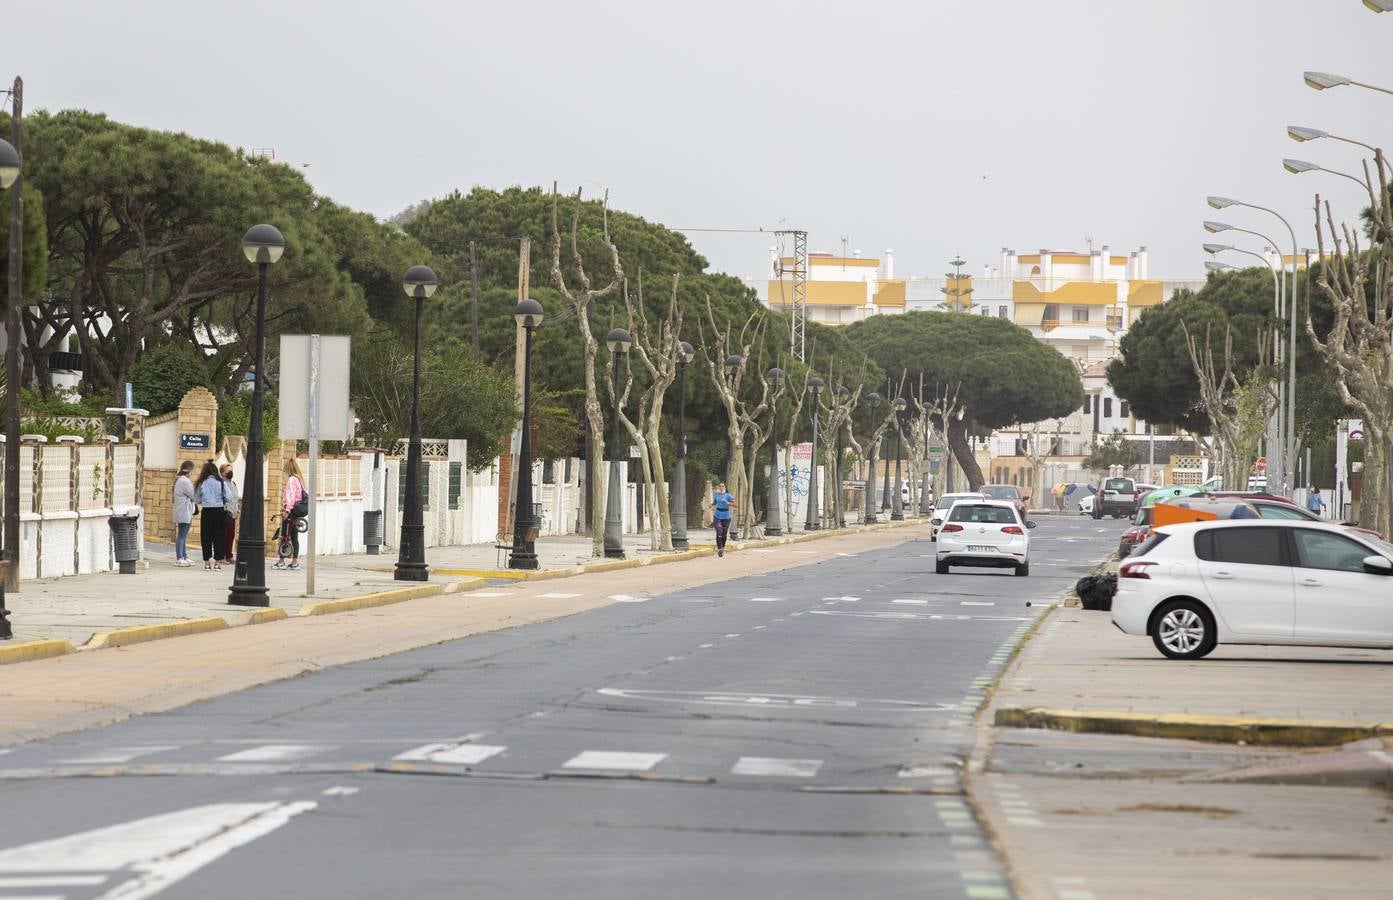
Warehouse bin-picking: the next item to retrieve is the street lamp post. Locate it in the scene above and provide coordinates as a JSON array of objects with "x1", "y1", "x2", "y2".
[
  {"x1": 765, "y1": 367, "x2": 784, "y2": 536},
  {"x1": 604, "y1": 328, "x2": 632, "y2": 558},
  {"x1": 228, "y1": 224, "x2": 287, "y2": 607},
  {"x1": 508, "y1": 297, "x2": 544, "y2": 569},
  {"x1": 0, "y1": 134, "x2": 19, "y2": 635},
  {"x1": 891, "y1": 398, "x2": 907, "y2": 521},
  {"x1": 393, "y1": 264, "x2": 439, "y2": 582},
  {"x1": 805, "y1": 377, "x2": 823, "y2": 531},
  {"x1": 919, "y1": 390, "x2": 933, "y2": 516},
  {"x1": 863, "y1": 392, "x2": 881, "y2": 524},
  {"x1": 834, "y1": 385, "x2": 849, "y2": 528},
  {"x1": 671, "y1": 341, "x2": 695, "y2": 550}
]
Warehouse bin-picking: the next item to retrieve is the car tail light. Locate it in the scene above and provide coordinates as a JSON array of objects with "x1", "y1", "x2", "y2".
[
  {"x1": 940, "y1": 524, "x2": 964, "y2": 533},
  {"x1": 1120, "y1": 560, "x2": 1156, "y2": 579},
  {"x1": 1001, "y1": 526, "x2": 1024, "y2": 535}
]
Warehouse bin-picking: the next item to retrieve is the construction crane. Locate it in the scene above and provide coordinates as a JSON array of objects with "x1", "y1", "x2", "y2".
[{"x1": 673, "y1": 226, "x2": 808, "y2": 362}]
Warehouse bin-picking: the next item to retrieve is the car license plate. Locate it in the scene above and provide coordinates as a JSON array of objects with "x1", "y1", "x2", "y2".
[{"x1": 967, "y1": 545, "x2": 995, "y2": 552}]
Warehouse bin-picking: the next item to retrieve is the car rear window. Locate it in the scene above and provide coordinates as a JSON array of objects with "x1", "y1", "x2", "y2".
[
  {"x1": 948, "y1": 504, "x2": 1018, "y2": 524},
  {"x1": 1131, "y1": 532, "x2": 1169, "y2": 556},
  {"x1": 1105, "y1": 479, "x2": 1133, "y2": 492},
  {"x1": 1194, "y1": 527, "x2": 1285, "y2": 566},
  {"x1": 981, "y1": 486, "x2": 1020, "y2": 499}
]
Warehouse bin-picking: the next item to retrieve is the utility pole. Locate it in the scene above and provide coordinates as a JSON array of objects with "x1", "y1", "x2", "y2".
[
  {"x1": 5, "y1": 77, "x2": 23, "y2": 596},
  {"x1": 505, "y1": 236, "x2": 530, "y2": 542},
  {"x1": 469, "y1": 239, "x2": 480, "y2": 363}
]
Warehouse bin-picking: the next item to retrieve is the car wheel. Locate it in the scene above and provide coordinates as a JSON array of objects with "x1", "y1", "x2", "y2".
[
  {"x1": 1150, "y1": 600, "x2": 1217, "y2": 660},
  {"x1": 935, "y1": 560, "x2": 949, "y2": 575},
  {"x1": 1014, "y1": 562, "x2": 1029, "y2": 577}
]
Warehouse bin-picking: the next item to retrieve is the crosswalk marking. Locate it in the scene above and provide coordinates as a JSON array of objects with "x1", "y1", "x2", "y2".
[
  {"x1": 608, "y1": 594, "x2": 647, "y2": 603},
  {"x1": 0, "y1": 875, "x2": 109, "y2": 887},
  {"x1": 892, "y1": 599, "x2": 928, "y2": 605},
  {"x1": 731, "y1": 757, "x2": 822, "y2": 777},
  {"x1": 215, "y1": 744, "x2": 332, "y2": 763},
  {"x1": 562, "y1": 751, "x2": 667, "y2": 771},
  {"x1": 56, "y1": 746, "x2": 178, "y2": 765},
  {"x1": 538, "y1": 592, "x2": 581, "y2": 599},
  {"x1": 749, "y1": 597, "x2": 782, "y2": 602},
  {"x1": 393, "y1": 743, "x2": 506, "y2": 765},
  {"x1": 960, "y1": 601, "x2": 996, "y2": 607}
]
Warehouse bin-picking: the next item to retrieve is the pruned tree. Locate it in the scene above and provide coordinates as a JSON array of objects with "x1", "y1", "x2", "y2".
[
  {"x1": 1182, "y1": 321, "x2": 1277, "y2": 489},
  {"x1": 819, "y1": 361, "x2": 866, "y2": 526},
  {"x1": 913, "y1": 379, "x2": 963, "y2": 499},
  {"x1": 549, "y1": 185, "x2": 624, "y2": 557},
  {"x1": 779, "y1": 354, "x2": 815, "y2": 532},
  {"x1": 1019, "y1": 418, "x2": 1065, "y2": 504}
]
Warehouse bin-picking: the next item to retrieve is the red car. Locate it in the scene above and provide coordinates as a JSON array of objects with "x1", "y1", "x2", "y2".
[{"x1": 979, "y1": 484, "x2": 1027, "y2": 519}]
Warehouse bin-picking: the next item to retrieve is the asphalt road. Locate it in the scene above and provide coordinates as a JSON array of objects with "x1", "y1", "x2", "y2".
[{"x1": 0, "y1": 516, "x2": 1122, "y2": 899}]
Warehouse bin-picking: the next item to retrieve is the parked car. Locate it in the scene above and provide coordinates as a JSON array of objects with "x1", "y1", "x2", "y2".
[
  {"x1": 1077, "y1": 492, "x2": 1097, "y2": 516},
  {"x1": 930, "y1": 491, "x2": 987, "y2": 540},
  {"x1": 934, "y1": 499, "x2": 1036, "y2": 576},
  {"x1": 1094, "y1": 476, "x2": 1140, "y2": 519},
  {"x1": 1112, "y1": 519, "x2": 1393, "y2": 659},
  {"x1": 979, "y1": 484, "x2": 1027, "y2": 519}
]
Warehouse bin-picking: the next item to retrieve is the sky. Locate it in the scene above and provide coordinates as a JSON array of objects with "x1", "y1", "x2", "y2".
[{"x1": 7, "y1": 0, "x2": 1391, "y2": 283}]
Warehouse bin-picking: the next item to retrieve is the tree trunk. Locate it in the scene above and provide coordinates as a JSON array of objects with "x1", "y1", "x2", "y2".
[
  {"x1": 947, "y1": 420, "x2": 984, "y2": 490},
  {"x1": 643, "y1": 417, "x2": 672, "y2": 550},
  {"x1": 581, "y1": 346, "x2": 606, "y2": 557}
]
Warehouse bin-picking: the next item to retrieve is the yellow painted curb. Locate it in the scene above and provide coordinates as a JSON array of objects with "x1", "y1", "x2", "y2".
[
  {"x1": 247, "y1": 608, "x2": 289, "y2": 625},
  {"x1": 84, "y1": 617, "x2": 231, "y2": 651},
  {"x1": 994, "y1": 706, "x2": 1389, "y2": 747},
  {"x1": 578, "y1": 558, "x2": 643, "y2": 575},
  {"x1": 431, "y1": 568, "x2": 530, "y2": 580},
  {"x1": 0, "y1": 638, "x2": 75, "y2": 665},
  {"x1": 298, "y1": 583, "x2": 444, "y2": 617}
]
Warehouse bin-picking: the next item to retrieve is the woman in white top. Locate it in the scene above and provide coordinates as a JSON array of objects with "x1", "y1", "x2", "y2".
[{"x1": 172, "y1": 460, "x2": 196, "y2": 567}]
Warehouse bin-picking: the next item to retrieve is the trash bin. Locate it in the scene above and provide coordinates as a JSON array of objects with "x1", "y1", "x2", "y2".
[
  {"x1": 363, "y1": 509, "x2": 384, "y2": 555},
  {"x1": 108, "y1": 514, "x2": 140, "y2": 575}
]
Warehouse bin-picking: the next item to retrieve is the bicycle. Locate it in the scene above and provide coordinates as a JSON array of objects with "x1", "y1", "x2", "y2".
[{"x1": 273, "y1": 512, "x2": 309, "y2": 567}]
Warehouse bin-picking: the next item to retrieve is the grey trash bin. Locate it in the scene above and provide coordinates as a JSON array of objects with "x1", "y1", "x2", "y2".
[
  {"x1": 108, "y1": 514, "x2": 140, "y2": 574},
  {"x1": 363, "y1": 509, "x2": 384, "y2": 555}
]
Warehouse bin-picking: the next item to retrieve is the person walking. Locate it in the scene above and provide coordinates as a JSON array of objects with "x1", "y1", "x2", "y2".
[
  {"x1": 712, "y1": 481, "x2": 734, "y2": 558},
  {"x1": 1306, "y1": 484, "x2": 1328, "y2": 519},
  {"x1": 276, "y1": 457, "x2": 307, "y2": 570},
  {"x1": 172, "y1": 460, "x2": 196, "y2": 567},
  {"x1": 220, "y1": 464, "x2": 240, "y2": 565},
  {"x1": 194, "y1": 460, "x2": 230, "y2": 570}
]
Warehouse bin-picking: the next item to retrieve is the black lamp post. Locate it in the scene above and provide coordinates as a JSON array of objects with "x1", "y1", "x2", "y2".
[
  {"x1": 671, "y1": 341, "x2": 695, "y2": 550},
  {"x1": 0, "y1": 136, "x2": 19, "y2": 637},
  {"x1": 891, "y1": 397, "x2": 907, "y2": 521},
  {"x1": 228, "y1": 224, "x2": 286, "y2": 607},
  {"x1": 804, "y1": 377, "x2": 823, "y2": 531},
  {"x1": 604, "y1": 328, "x2": 632, "y2": 558},
  {"x1": 834, "y1": 385, "x2": 849, "y2": 529},
  {"x1": 393, "y1": 264, "x2": 439, "y2": 582},
  {"x1": 919, "y1": 389, "x2": 933, "y2": 516},
  {"x1": 508, "y1": 297, "x2": 544, "y2": 569},
  {"x1": 764, "y1": 367, "x2": 784, "y2": 536},
  {"x1": 864, "y1": 392, "x2": 881, "y2": 524}
]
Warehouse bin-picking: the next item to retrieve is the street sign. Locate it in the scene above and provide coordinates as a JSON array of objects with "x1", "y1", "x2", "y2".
[
  {"x1": 1348, "y1": 419, "x2": 1365, "y2": 441},
  {"x1": 179, "y1": 433, "x2": 210, "y2": 450}
]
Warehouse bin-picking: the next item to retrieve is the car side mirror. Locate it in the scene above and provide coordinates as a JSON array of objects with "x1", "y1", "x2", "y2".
[
  {"x1": 1362, "y1": 555, "x2": 1393, "y2": 575},
  {"x1": 1025, "y1": 520, "x2": 1037, "y2": 529}
]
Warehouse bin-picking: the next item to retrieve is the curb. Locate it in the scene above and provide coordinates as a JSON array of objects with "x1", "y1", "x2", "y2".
[
  {"x1": 84, "y1": 616, "x2": 231, "y2": 651},
  {"x1": 296, "y1": 578, "x2": 488, "y2": 617},
  {"x1": 0, "y1": 638, "x2": 76, "y2": 666},
  {"x1": 993, "y1": 706, "x2": 1393, "y2": 747}
]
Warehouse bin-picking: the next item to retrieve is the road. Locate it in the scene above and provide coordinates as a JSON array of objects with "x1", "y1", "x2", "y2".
[{"x1": 0, "y1": 516, "x2": 1120, "y2": 899}]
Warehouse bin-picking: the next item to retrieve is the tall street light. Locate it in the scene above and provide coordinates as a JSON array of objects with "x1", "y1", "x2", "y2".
[
  {"x1": 1303, "y1": 71, "x2": 1393, "y2": 97},
  {"x1": 603, "y1": 328, "x2": 632, "y2": 558},
  {"x1": 393, "y1": 264, "x2": 439, "y2": 582},
  {"x1": 863, "y1": 392, "x2": 881, "y2": 524},
  {"x1": 835, "y1": 384, "x2": 849, "y2": 528},
  {"x1": 0, "y1": 134, "x2": 19, "y2": 635},
  {"x1": 764, "y1": 367, "x2": 784, "y2": 536},
  {"x1": 1366, "y1": 0, "x2": 1393, "y2": 11},
  {"x1": 508, "y1": 297, "x2": 544, "y2": 570},
  {"x1": 228, "y1": 224, "x2": 286, "y2": 606},
  {"x1": 890, "y1": 398, "x2": 907, "y2": 521},
  {"x1": 670, "y1": 340, "x2": 695, "y2": 550},
  {"x1": 1207, "y1": 195, "x2": 1299, "y2": 496},
  {"x1": 1283, "y1": 158, "x2": 1370, "y2": 191},
  {"x1": 1287, "y1": 126, "x2": 1390, "y2": 175},
  {"x1": 804, "y1": 377, "x2": 823, "y2": 531}
]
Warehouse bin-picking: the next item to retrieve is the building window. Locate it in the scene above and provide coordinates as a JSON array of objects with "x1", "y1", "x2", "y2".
[
  {"x1": 1103, "y1": 397, "x2": 1113, "y2": 418},
  {"x1": 1120, "y1": 400, "x2": 1130, "y2": 419},
  {"x1": 1072, "y1": 306, "x2": 1089, "y2": 323},
  {"x1": 448, "y1": 461, "x2": 463, "y2": 509},
  {"x1": 1083, "y1": 395, "x2": 1092, "y2": 414},
  {"x1": 998, "y1": 305, "x2": 1008, "y2": 318}
]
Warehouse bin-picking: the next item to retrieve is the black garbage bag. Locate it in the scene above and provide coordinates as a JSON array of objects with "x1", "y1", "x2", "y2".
[{"x1": 1075, "y1": 573, "x2": 1118, "y2": 611}]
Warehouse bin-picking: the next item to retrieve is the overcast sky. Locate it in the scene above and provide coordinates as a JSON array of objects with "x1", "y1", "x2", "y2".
[{"x1": 8, "y1": 1, "x2": 1390, "y2": 282}]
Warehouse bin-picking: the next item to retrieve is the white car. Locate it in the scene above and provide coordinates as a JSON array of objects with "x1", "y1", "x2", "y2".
[
  {"x1": 1077, "y1": 494, "x2": 1094, "y2": 516},
  {"x1": 1112, "y1": 519, "x2": 1393, "y2": 660},
  {"x1": 935, "y1": 499, "x2": 1036, "y2": 576},
  {"x1": 930, "y1": 491, "x2": 987, "y2": 540}
]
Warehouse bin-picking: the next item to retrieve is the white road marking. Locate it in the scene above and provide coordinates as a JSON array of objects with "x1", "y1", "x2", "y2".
[
  {"x1": 538, "y1": 592, "x2": 581, "y2": 599},
  {"x1": 697, "y1": 643, "x2": 714, "y2": 649},
  {"x1": 468, "y1": 591, "x2": 509, "y2": 598},
  {"x1": 724, "y1": 633, "x2": 740, "y2": 638},
  {"x1": 664, "y1": 655, "x2": 683, "y2": 662},
  {"x1": 749, "y1": 597, "x2": 782, "y2": 602},
  {"x1": 597, "y1": 687, "x2": 952, "y2": 712},
  {"x1": 960, "y1": 601, "x2": 996, "y2": 607},
  {"x1": 731, "y1": 757, "x2": 822, "y2": 777},
  {"x1": 752, "y1": 625, "x2": 766, "y2": 630},
  {"x1": 394, "y1": 743, "x2": 506, "y2": 765},
  {"x1": 898, "y1": 765, "x2": 955, "y2": 778},
  {"x1": 840, "y1": 596, "x2": 861, "y2": 602},
  {"x1": 215, "y1": 744, "x2": 332, "y2": 763},
  {"x1": 892, "y1": 599, "x2": 928, "y2": 605},
  {"x1": 808, "y1": 610, "x2": 1030, "y2": 622},
  {"x1": 321, "y1": 786, "x2": 359, "y2": 796},
  {"x1": 608, "y1": 594, "x2": 646, "y2": 603},
  {"x1": 56, "y1": 746, "x2": 179, "y2": 765},
  {"x1": 0, "y1": 875, "x2": 109, "y2": 887},
  {"x1": 562, "y1": 751, "x2": 667, "y2": 771}
]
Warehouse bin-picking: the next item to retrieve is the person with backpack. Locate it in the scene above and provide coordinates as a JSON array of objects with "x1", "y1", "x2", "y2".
[
  {"x1": 712, "y1": 482, "x2": 734, "y2": 558},
  {"x1": 172, "y1": 460, "x2": 196, "y2": 567},
  {"x1": 194, "y1": 460, "x2": 230, "y2": 570},
  {"x1": 276, "y1": 457, "x2": 307, "y2": 570}
]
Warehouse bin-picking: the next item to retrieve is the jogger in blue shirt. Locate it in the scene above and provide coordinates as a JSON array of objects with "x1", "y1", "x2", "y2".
[{"x1": 713, "y1": 483, "x2": 734, "y2": 557}]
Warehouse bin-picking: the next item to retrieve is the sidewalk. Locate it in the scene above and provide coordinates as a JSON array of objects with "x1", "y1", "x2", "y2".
[
  {"x1": 3, "y1": 520, "x2": 912, "y2": 652},
  {"x1": 969, "y1": 603, "x2": 1393, "y2": 899}
]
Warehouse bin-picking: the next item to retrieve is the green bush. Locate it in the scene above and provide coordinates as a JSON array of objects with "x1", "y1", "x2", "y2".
[
  {"x1": 130, "y1": 344, "x2": 212, "y2": 416},
  {"x1": 219, "y1": 390, "x2": 278, "y2": 439}
]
